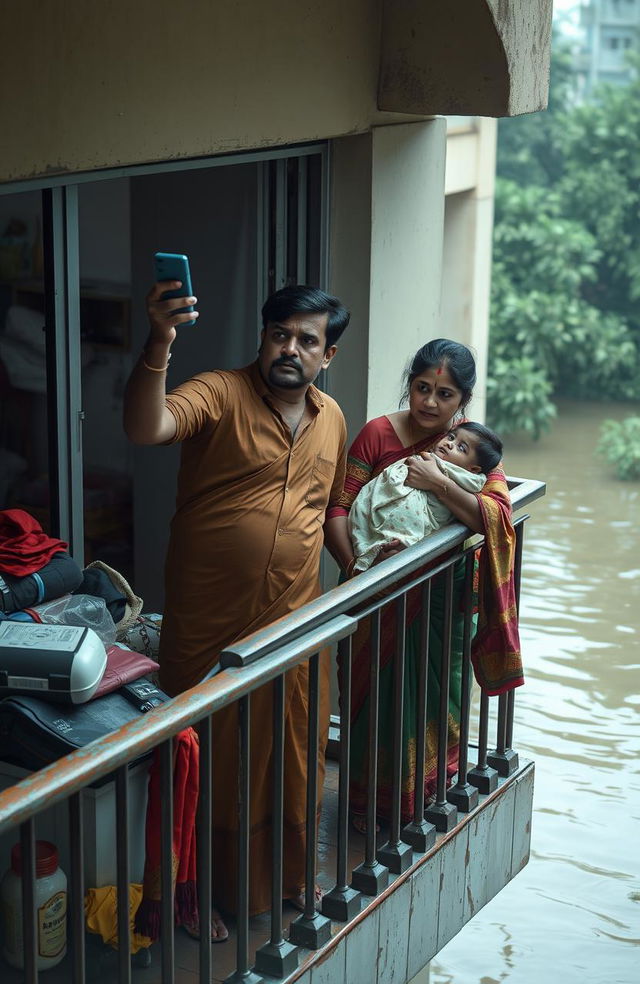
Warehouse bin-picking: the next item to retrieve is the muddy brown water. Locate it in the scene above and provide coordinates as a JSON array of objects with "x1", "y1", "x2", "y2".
[{"x1": 431, "y1": 400, "x2": 640, "y2": 984}]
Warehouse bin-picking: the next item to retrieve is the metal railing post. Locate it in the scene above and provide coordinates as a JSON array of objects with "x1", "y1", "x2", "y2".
[
  {"x1": 20, "y1": 819, "x2": 38, "y2": 983},
  {"x1": 447, "y1": 553, "x2": 479, "y2": 813},
  {"x1": 68, "y1": 792, "x2": 86, "y2": 984},
  {"x1": 159, "y1": 742, "x2": 175, "y2": 984},
  {"x1": 468, "y1": 692, "x2": 499, "y2": 793},
  {"x1": 488, "y1": 519, "x2": 526, "y2": 777},
  {"x1": 425, "y1": 568, "x2": 457, "y2": 832},
  {"x1": 322, "y1": 635, "x2": 362, "y2": 920},
  {"x1": 115, "y1": 766, "x2": 132, "y2": 984},
  {"x1": 402, "y1": 581, "x2": 437, "y2": 852},
  {"x1": 196, "y1": 716, "x2": 213, "y2": 983},
  {"x1": 352, "y1": 610, "x2": 389, "y2": 895},
  {"x1": 225, "y1": 696, "x2": 264, "y2": 984},
  {"x1": 255, "y1": 675, "x2": 299, "y2": 976},
  {"x1": 289, "y1": 654, "x2": 332, "y2": 949},
  {"x1": 377, "y1": 595, "x2": 413, "y2": 873}
]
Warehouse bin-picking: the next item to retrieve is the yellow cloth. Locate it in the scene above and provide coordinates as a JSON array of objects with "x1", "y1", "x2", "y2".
[{"x1": 84, "y1": 884, "x2": 152, "y2": 954}]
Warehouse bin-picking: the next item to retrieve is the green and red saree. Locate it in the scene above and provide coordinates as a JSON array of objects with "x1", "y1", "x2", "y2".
[{"x1": 329, "y1": 415, "x2": 522, "y2": 824}]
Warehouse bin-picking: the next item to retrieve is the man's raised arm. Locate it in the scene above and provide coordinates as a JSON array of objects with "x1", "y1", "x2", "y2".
[{"x1": 123, "y1": 282, "x2": 199, "y2": 445}]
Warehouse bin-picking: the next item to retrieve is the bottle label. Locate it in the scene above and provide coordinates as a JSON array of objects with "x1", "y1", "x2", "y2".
[{"x1": 38, "y1": 890, "x2": 67, "y2": 958}]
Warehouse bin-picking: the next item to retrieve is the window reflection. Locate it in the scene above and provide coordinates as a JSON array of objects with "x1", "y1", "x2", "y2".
[{"x1": 0, "y1": 191, "x2": 50, "y2": 533}]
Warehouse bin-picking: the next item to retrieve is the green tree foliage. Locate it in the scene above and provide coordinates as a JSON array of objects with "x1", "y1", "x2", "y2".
[
  {"x1": 486, "y1": 355, "x2": 556, "y2": 440},
  {"x1": 557, "y1": 78, "x2": 640, "y2": 328},
  {"x1": 487, "y1": 43, "x2": 640, "y2": 440},
  {"x1": 597, "y1": 418, "x2": 640, "y2": 480},
  {"x1": 496, "y1": 41, "x2": 575, "y2": 188}
]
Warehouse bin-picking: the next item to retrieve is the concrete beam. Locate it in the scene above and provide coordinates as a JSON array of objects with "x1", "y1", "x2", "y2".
[{"x1": 378, "y1": 0, "x2": 553, "y2": 118}]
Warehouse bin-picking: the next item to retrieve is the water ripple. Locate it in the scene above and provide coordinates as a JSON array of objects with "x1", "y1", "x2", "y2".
[{"x1": 435, "y1": 401, "x2": 640, "y2": 984}]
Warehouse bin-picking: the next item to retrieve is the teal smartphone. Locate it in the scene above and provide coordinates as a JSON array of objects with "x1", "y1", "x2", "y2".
[{"x1": 153, "y1": 251, "x2": 196, "y2": 327}]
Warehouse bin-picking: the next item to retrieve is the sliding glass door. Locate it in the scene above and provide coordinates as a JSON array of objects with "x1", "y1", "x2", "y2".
[{"x1": 0, "y1": 143, "x2": 329, "y2": 605}]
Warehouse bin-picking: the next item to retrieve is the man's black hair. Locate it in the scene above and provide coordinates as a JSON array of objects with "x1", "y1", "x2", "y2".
[
  {"x1": 261, "y1": 285, "x2": 350, "y2": 350},
  {"x1": 456, "y1": 422, "x2": 503, "y2": 473}
]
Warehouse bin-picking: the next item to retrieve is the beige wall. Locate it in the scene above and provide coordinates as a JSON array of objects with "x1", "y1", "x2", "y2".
[
  {"x1": 329, "y1": 119, "x2": 447, "y2": 442},
  {"x1": 378, "y1": 0, "x2": 553, "y2": 117},
  {"x1": 3, "y1": 2, "x2": 551, "y2": 186},
  {"x1": 368, "y1": 120, "x2": 447, "y2": 419},
  {"x1": 3, "y1": 0, "x2": 387, "y2": 183},
  {"x1": 329, "y1": 116, "x2": 494, "y2": 439}
]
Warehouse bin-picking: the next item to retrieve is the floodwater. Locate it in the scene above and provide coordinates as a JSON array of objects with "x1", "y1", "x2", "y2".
[{"x1": 431, "y1": 400, "x2": 640, "y2": 984}]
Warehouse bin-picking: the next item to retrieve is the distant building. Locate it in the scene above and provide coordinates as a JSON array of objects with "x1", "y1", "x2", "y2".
[{"x1": 579, "y1": 0, "x2": 640, "y2": 93}]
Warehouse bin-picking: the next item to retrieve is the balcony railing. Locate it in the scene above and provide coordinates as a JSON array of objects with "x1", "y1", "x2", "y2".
[{"x1": 0, "y1": 476, "x2": 545, "y2": 984}]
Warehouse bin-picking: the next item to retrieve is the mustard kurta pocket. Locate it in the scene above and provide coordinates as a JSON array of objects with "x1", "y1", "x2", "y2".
[{"x1": 305, "y1": 455, "x2": 335, "y2": 510}]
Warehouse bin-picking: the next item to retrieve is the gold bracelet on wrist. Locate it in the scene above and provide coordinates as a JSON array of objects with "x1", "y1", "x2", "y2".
[
  {"x1": 142, "y1": 351, "x2": 172, "y2": 373},
  {"x1": 440, "y1": 480, "x2": 450, "y2": 496},
  {"x1": 345, "y1": 557, "x2": 357, "y2": 578}
]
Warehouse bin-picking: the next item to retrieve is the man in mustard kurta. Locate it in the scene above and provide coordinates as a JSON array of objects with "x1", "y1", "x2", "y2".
[{"x1": 123, "y1": 281, "x2": 350, "y2": 931}]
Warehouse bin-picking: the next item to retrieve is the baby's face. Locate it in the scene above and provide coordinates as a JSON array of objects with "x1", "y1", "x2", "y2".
[{"x1": 433, "y1": 428, "x2": 481, "y2": 473}]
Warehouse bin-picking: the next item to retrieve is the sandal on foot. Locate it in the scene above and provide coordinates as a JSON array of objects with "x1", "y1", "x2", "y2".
[
  {"x1": 182, "y1": 908, "x2": 229, "y2": 943},
  {"x1": 289, "y1": 885, "x2": 322, "y2": 912},
  {"x1": 351, "y1": 812, "x2": 380, "y2": 834}
]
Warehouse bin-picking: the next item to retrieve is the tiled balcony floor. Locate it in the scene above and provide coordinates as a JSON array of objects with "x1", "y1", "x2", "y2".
[{"x1": 1, "y1": 760, "x2": 380, "y2": 984}]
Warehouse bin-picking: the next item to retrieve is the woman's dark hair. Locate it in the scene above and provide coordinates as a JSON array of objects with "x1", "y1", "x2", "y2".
[
  {"x1": 400, "y1": 338, "x2": 477, "y2": 409},
  {"x1": 456, "y1": 422, "x2": 503, "y2": 473},
  {"x1": 261, "y1": 285, "x2": 350, "y2": 350}
]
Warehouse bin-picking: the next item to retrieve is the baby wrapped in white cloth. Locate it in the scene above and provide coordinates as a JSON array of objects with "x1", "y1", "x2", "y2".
[{"x1": 347, "y1": 426, "x2": 494, "y2": 573}]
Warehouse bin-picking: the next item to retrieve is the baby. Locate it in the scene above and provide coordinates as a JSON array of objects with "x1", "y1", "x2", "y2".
[{"x1": 348, "y1": 422, "x2": 503, "y2": 572}]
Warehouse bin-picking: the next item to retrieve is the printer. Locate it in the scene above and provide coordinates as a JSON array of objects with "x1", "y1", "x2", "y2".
[{"x1": 0, "y1": 622, "x2": 107, "y2": 705}]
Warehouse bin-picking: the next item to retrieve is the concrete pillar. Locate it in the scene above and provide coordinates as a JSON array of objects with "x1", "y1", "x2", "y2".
[
  {"x1": 328, "y1": 118, "x2": 448, "y2": 439},
  {"x1": 441, "y1": 118, "x2": 497, "y2": 422},
  {"x1": 368, "y1": 119, "x2": 447, "y2": 419}
]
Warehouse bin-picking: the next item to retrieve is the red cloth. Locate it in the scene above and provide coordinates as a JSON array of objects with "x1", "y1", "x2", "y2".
[
  {"x1": 471, "y1": 470, "x2": 524, "y2": 695},
  {"x1": 0, "y1": 509, "x2": 67, "y2": 576},
  {"x1": 134, "y1": 728, "x2": 200, "y2": 940},
  {"x1": 93, "y1": 646, "x2": 159, "y2": 699}
]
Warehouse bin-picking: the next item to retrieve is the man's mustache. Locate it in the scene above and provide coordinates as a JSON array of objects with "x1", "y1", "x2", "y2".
[{"x1": 271, "y1": 356, "x2": 302, "y2": 371}]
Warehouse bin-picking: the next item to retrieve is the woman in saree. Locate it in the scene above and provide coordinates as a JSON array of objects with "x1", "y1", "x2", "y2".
[{"x1": 324, "y1": 338, "x2": 522, "y2": 830}]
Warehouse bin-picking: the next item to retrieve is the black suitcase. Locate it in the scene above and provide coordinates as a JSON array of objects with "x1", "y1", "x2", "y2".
[{"x1": 0, "y1": 677, "x2": 169, "y2": 780}]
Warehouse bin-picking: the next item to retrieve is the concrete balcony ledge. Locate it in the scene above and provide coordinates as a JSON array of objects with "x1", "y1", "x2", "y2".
[
  {"x1": 378, "y1": 0, "x2": 553, "y2": 118},
  {"x1": 0, "y1": 757, "x2": 533, "y2": 984},
  {"x1": 291, "y1": 759, "x2": 534, "y2": 984}
]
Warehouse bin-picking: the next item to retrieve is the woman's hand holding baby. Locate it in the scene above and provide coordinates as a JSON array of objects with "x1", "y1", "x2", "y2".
[
  {"x1": 371, "y1": 539, "x2": 405, "y2": 565},
  {"x1": 404, "y1": 452, "x2": 443, "y2": 492}
]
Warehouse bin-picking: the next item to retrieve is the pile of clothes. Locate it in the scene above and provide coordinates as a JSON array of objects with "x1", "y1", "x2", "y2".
[
  {"x1": 0, "y1": 507, "x2": 139, "y2": 627},
  {"x1": 0, "y1": 508, "x2": 200, "y2": 950}
]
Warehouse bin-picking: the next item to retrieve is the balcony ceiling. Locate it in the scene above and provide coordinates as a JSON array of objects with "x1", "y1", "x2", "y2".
[{"x1": 378, "y1": 0, "x2": 553, "y2": 117}]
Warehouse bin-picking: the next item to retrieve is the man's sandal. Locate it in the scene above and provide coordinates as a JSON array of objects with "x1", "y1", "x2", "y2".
[
  {"x1": 181, "y1": 908, "x2": 229, "y2": 943},
  {"x1": 350, "y1": 812, "x2": 380, "y2": 835},
  {"x1": 289, "y1": 885, "x2": 323, "y2": 912}
]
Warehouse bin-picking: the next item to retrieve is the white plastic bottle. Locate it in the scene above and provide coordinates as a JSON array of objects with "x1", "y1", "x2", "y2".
[{"x1": 1, "y1": 840, "x2": 67, "y2": 970}]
